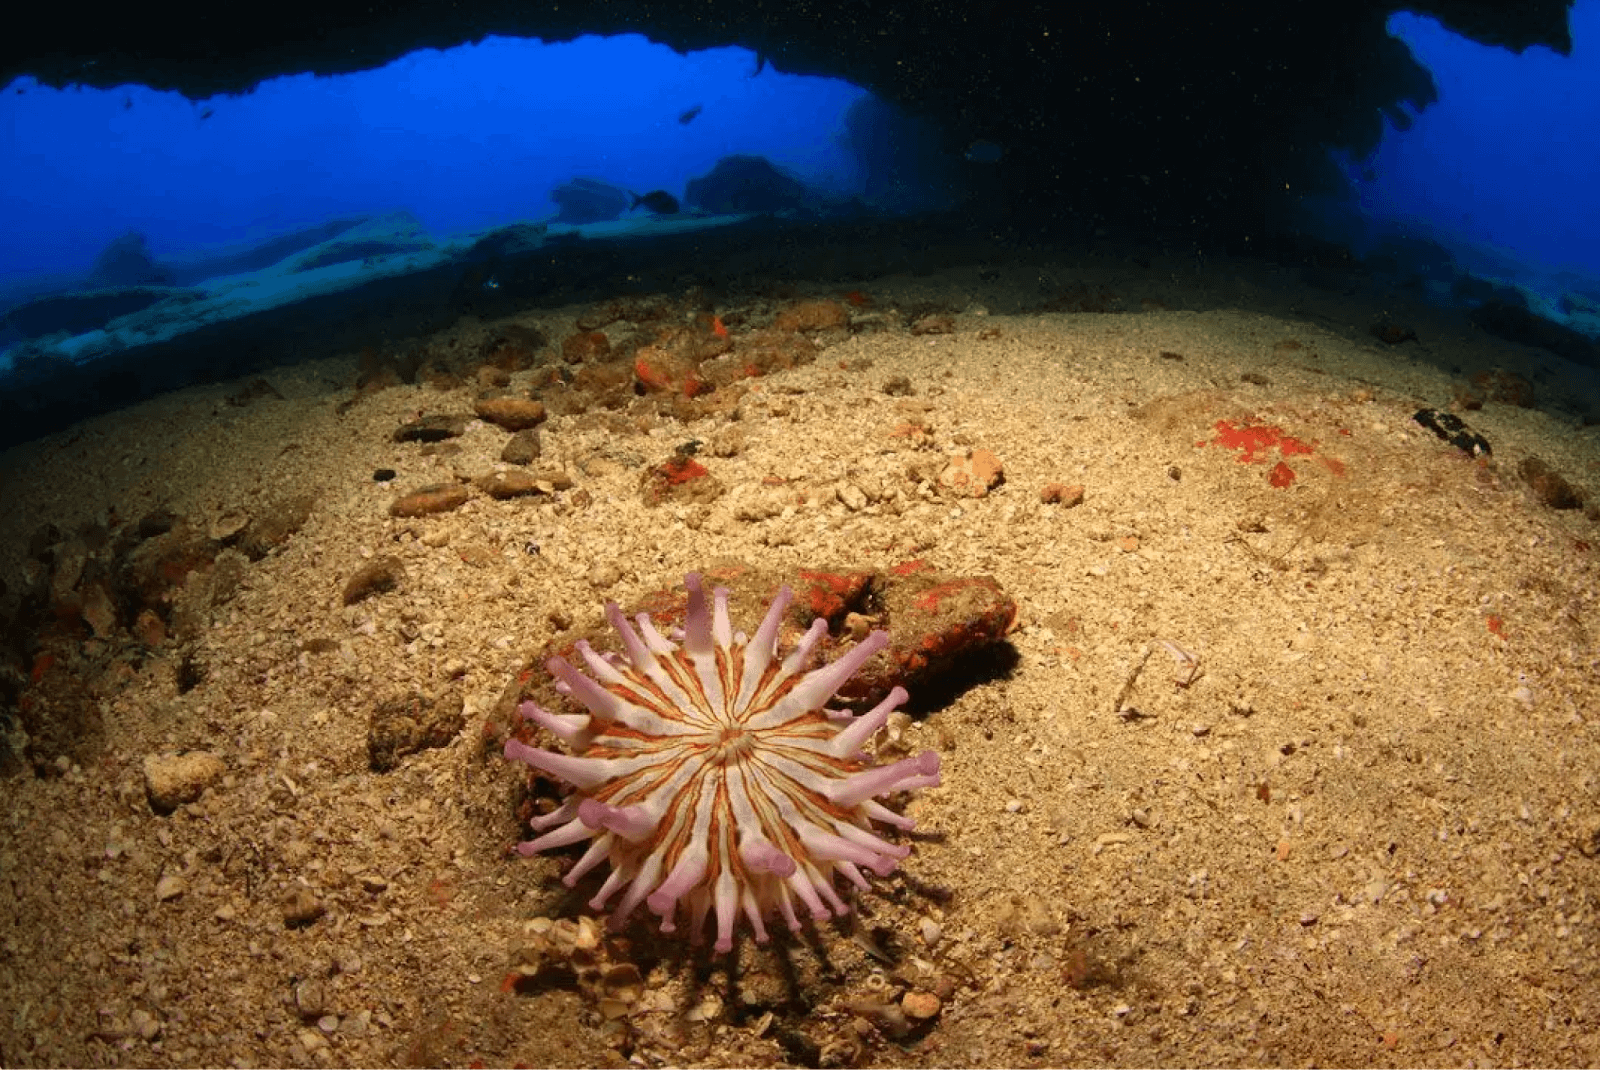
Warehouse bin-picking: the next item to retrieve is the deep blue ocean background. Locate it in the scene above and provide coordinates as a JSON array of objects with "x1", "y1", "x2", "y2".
[{"x1": 1, "y1": 4, "x2": 1597, "y2": 331}]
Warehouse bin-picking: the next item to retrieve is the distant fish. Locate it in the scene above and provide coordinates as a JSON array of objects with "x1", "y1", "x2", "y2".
[
  {"x1": 631, "y1": 190, "x2": 680, "y2": 215},
  {"x1": 678, "y1": 104, "x2": 703, "y2": 125},
  {"x1": 964, "y1": 139, "x2": 1004, "y2": 163},
  {"x1": 483, "y1": 276, "x2": 500, "y2": 291}
]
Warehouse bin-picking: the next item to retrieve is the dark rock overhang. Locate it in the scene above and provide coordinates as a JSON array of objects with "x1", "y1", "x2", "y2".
[{"x1": 1, "y1": 1, "x2": 1574, "y2": 240}]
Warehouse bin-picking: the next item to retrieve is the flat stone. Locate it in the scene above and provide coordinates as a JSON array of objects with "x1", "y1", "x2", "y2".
[
  {"x1": 389, "y1": 483, "x2": 469, "y2": 517},
  {"x1": 475, "y1": 469, "x2": 544, "y2": 499},
  {"x1": 392, "y1": 414, "x2": 469, "y2": 443},
  {"x1": 474, "y1": 395, "x2": 547, "y2": 431}
]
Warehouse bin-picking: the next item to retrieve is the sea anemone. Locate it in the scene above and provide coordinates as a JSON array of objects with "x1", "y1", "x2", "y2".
[{"x1": 505, "y1": 572, "x2": 941, "y2": 953}]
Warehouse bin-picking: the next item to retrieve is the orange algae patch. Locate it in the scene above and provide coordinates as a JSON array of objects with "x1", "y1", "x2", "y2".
[
  {"x1": 1208, "y1": 419, "x2": 1314, "y2": 462},
  {"x1": 1204, "y1": 419, "x2": 1334, "y2": 490},
  {"x1": 659, "y1": 456, "x2": 708, "y2": 485}
]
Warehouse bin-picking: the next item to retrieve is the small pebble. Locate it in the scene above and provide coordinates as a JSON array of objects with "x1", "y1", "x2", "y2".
[
  {"x1": 919, "y1": 917, "x2": 942, "y2": 947},
  {"x1": 283, "y1": 888, "x2": 326, "y2": 928},
  {"x1": 295, "y1": 980, "x2": 327, "y2": 1020},
  {"x1": 130, "y1": 1008, "x2": 161, "y2": 1040},
  {"x1": 154, "y1": 874, "x2": 187, "y2": 901},
  {"x1": 901, "y1": 990, "x2": 942, "y2": 1020},
  {"x1": 1004, "y1": 798, "x2": 1024, "y2": 813},
  {"x1": 144, "y1": 752, "x2": 227, "y2": 814}
]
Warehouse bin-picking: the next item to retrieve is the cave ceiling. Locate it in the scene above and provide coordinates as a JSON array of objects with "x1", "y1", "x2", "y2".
[{"x1": 2, "y1": 0, "x2": 1576, "y2": 239}]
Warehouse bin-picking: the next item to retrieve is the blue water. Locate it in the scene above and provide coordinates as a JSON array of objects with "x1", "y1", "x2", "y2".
[
  {"x1": 1356, "y1": 4, "x2": 1600, "y2": 277},
  {"x1": 1, "y1": 34, "x2": 924, "y2": 289},
  {"x1": 2, "y1": 12, "x2": 1597, "y2": 327},
  {"x1": 1296, "y1": 0, "x2": 1600, "y2": 327}
]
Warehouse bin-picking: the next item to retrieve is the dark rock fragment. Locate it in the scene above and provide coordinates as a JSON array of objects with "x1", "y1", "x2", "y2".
[{"x1": 342, "y1": 557, "x2": 405, "y2": 605}]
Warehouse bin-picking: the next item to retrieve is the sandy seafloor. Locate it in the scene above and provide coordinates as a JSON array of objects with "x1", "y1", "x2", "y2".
[{"x1": 2, "y1": 245, "x2": 1600, "y2": 1069}]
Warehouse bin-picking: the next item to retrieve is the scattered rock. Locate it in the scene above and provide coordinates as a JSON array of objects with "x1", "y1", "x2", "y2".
[
  {"x1": 474, "y1": 395, "x2": 547, "y2": 431},
  {"x1": 634, "y1": 339, "x2": 713, "y2": 398},
  {"x1": 702, "y1": 329, "x2": 815, "y2": 387},
  {"x1": 132, "y1": 608, "x2": 168, "y2": 647},
  {"x1": 910, "y1": 313, "x2": 955, "y2": 336},
  {"x1": 1040, "y1": 482, "x2": 1085, "y2": 507},
  {"x1": 1519, "y1": 456, "x2": 1586, "y2": 510},
  {"x1": 236, "y1": 494, "x2": 315, "y2": 560},
  {"x1": 368, "y1": 689, "x2": 466, "y2": 772},
  {"x1": 938, "y1": 448, "x2": 1005, "y2": 497},
  {"x1": 79, "y1": 581, "x2": 117, "y2": 637},
  {"x1": 588, "y1": 562, "x2": 623, "y2": 589},
  {"x1": 901, "y1": 990, "x2": 942, "y2": 1020},
  {"x1": 561, "y1": 331, "x2": 611, "y2": 364},
  {"x1": 209, "y1": 510, "x2": 250, "y2": 543},
  {"x1": 501, "y1": 428, "x2": 542, "y2": 464},
  {"x1": 1470, "y1": 368, "x2": 1535, "y2": 407},
  {"x1": 1574, "y1": 816, "x2": 1600, "y2": 858},
  {"x1": 389, "y1": 484, "x2": 470, "y2": 517},
  {"x1": 294, "y1": 979, "x2": 329, "y2": 1021},
  {"x1": 342, "y1": 556, "x2": 405, "y2": 605},
  {"x1": 775, "y1": 299, "x2": 848, "y2": 333},
  {"x1": 471, "y1": 469, "x2": 536, "y2": 499},
  {"x1": 393, "y1": 414, "x2": 469, "y2": 443},
  {"x1": 143, "y1": 751, "x2": 227, "y2": 814},
  {"x1": 154, "y1": 873, "x2": 188, "y2": 901},
  {"x1": 283, "y1": 888, "x2": 327, "y2": 928},
  {"x1": 225, "y1": 378, "x2": 284, "y2": 407},
  {"x1": 640, "y1": 455, "x2": 724, "y2": 507},
  {"x1": 1369, "y1": 319, "x2": 1417, "y2": 345},
  {"x1": 848, "y1": 564, "x2": 1018, "y2": 701},
  {"x1": 475, "y1": 365, "x2": 512, "y2": 389},
  {"x1": 129, "y1": 1007, "x2": 162, "y2": 1041}
]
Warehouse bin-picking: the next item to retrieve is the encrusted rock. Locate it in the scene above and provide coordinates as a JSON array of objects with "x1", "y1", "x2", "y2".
[
  {"x1": 775, "y1": 299, "x2": 848, "y2": 333},
  {"x1": 938, "y1": 448, "x2": 1005, "y2": 497},
  {"x1": 640, "y1": 455, "x2": 724, "y2": 507},
  {"x1": 368, "y1": 689, "x2": 466, "y2": 772},
  {"x1": 561, "y1": 330, "x2": 611, "y2": 363}
]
